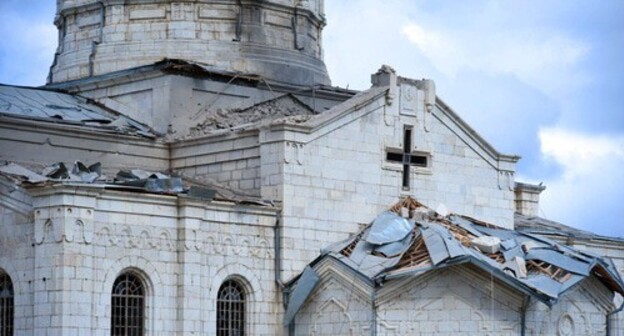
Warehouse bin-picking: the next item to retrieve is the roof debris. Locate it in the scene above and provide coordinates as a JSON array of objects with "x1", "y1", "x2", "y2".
[
  {"x1": 316, "y1": 196, "x2": 624, "y2": 306},
  {"x1": 0, "y1": 162, "x2": 269, "y2": 205},
  {"x1": 0, "y1": 84, "x2": 155, "y2": 137},
  {"x1": 189, "y1": 94, "x2": 317, "y2": 136}
]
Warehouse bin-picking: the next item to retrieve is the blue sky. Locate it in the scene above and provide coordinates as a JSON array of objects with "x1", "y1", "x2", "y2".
[{"x1": 1, "y1": 1, "x2": 623, "y2": 237}]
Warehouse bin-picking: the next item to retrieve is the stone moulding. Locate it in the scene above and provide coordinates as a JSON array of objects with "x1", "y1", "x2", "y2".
[
  {"x1": 95, "y1": 223, "x2": 175, "y2": 251},
  {"x1": 34, "y1": 208, "x2": 94, "y2": 245}
]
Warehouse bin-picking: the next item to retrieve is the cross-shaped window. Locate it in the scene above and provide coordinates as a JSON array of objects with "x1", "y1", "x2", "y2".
[{"x1": 386, "y1": 127, "x2": 428, "y2": 190}]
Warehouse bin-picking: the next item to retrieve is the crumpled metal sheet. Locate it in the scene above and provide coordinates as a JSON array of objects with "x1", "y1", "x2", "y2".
[
  {"x1": 348, "y1": 237, "x2": 398, "y2": 278},
  {"x1": 292, "y1": 198, "x2": 624, "y2": 309},
  {"x1": 364, "y1": 211, "x2": 413, "y2": 245},
  {"x1": 525, "y1": 249, "x2": 591, "y2": 276},
  {"x1": 0, "y1": 163, "x2": 48, "y2": 183},
  {"x1": 374, "y1": 232, "x2": 414, "y2": 257},
  {"x1": 421, "y1": 225, "x2": 450, "y2": 265},
  {"x1": 71, "y1": 161, "x2": 101, "y2": 182},
  {"x1": 449, "y1": 215, "x2": 483, "y2": 237},
  {"x1": 114, "y1": 169, "x2": 183, "y2": 193},
  {"x1": 0, "y1": 161, "x2": 103, "y2": 184},
  {"x1": 525, "y1": 275, "x2": 563, "y2": 298},
  {"x1": 474, "y1": 226, "x2": 518, "y2": 241},
  {"x1": 283, "y1": 266, "x2": 320, "y2": 326},
  {"x1": 321, "y1": 236, "x2": 356, "y2": 255},
  {"x1": 500, "y1": 239, "x2": 518, "y2": 250}
]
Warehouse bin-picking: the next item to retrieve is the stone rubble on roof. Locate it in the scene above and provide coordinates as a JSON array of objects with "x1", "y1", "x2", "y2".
[{"x1": 188, "y1": 94, "x2": 317, "y2": 137}]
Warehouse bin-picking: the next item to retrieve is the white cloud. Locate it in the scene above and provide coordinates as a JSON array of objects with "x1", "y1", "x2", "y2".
[
  {"x1": 401, "y1": 21, "x2": 590, "y2": 96},
  {"x1": 537, "y1": 127, "x2": 624, "y2": 236}
]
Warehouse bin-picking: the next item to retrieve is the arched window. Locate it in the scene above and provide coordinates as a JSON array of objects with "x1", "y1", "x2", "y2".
[
  {"x1": 111, "y1": 272, "x2": 145, "y2": 336},
  {"x1": 217, "y1": 279, "x2": 246, "y2": 336},
  {"x1": 0, "y1": 272, "x2": 13, "y2": 336}
]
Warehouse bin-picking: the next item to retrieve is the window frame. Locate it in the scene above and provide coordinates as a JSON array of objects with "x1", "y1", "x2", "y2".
[
  {"x1": 111, "y1": 271, "x2": 146, "y2": 336},
  {"x1": 0, "y1": 272, "x2": 13, "y2": 336},
  {"x1": 216, "y1": 279, "x2": 247, "y2": 336}
]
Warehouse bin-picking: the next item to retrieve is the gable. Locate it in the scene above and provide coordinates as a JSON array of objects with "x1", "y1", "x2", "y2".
[{"x1": 376, "y1": 266, "x2": 523, "y2": 335}]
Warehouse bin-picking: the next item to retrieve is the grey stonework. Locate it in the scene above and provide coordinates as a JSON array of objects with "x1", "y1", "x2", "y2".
[{"x1": 48, "y1": 0, "x2": 330, "y2": 86}]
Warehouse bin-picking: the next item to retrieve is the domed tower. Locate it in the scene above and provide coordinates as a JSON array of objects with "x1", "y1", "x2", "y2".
[{"x1": 48, "y1": 0, "x2": 331, "y2": 86}]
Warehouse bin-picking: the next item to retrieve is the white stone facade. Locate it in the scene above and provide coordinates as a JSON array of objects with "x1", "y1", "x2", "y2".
[
  {"x1": 0, "y1": 1, "x2": 623, "y2": 334},
  {"x1": 294, "y1": 260, "x2": 616, "y2": 336},
  {"x1": 0, "y1": 185, "x2": 279, "y2": 335}
]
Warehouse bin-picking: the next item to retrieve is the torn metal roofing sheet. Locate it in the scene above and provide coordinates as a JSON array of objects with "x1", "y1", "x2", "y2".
[
  {"x1": 283, "y1": 266, "x2": 320, "y2": 326},
  {"x1": 0, "y1": 162, "x2": 271, "y2": 206},
  {"x1": 307, "y1": 196, "x2": 624, "y2": 307},
  {"x1": 515, "y1": 212, "x2": 624, "y2": 242},
  {"x1": 365, "y1": 211, "x2": 413, "y2": 245},
  {"x1": 0, "y1": 84, "x2": 155, "y2": 137}
]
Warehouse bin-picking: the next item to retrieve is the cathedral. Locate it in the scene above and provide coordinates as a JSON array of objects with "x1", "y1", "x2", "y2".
[{"x1": 0, "y1": 1, "x2": 623, "y2": 335}]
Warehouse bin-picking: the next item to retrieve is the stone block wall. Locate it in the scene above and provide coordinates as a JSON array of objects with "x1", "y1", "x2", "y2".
[
  {"x1": 50, "y1": 1, "x2": 330, "y2": 86},
  {"x1": 0, "y1": 199, "x2": 34, "y2": 334},
  {"x1": 375, "y1": 266, "x2": 523, "y2": 335},
  {"x1": 295, "y1": 262, "x2": 616, "y2": 336},
  {"x1": 0, "y1": 186, "x2": 280, "y2": 335},
  {"x1": 294, "y1": 260, "x2": 373, "y2": 335},
  {"x1": 273, "y1": 81, "x2": 516, "y2": 280},
  {"x1": 526, "y1": 277, "x2": 613, "y2": 334},
  {"x1": 0, "y1": 121, "x2": 169, "y2": 176},
  {"x1": 171, "y1": 134, "x2": 262, "y2": 195}
]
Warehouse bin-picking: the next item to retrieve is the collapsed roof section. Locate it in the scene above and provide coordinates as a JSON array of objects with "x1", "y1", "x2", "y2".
[
  {"x1": 189, "y1": 94, "x2": 318, "y2": 136},
  {"x1": 316, "y1": 197, "x2": 624, "y2": 306},
  {"x1": 0, "y1": 84, "x2": 155, "y2": 137},
  {"x1": 0, "y1": 161, "x2": 270, "y2": 206}
]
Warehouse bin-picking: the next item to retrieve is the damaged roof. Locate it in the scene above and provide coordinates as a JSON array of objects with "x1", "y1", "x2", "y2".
[
  {"x1": 515, "y1": 213, "x2": 624, "y2": 243},
  {"x1": 0, "y1": 161, "x2": 271, "y2": 206},
  {"x1": 315, "y1": 197, "x2": 624, "y2": 306},
  {"x1": 0, "y1": 84, "x2": 155, "y2": 137},
  {"x1": 190, "y1": 94, "x2": 318, "y2": 136}
]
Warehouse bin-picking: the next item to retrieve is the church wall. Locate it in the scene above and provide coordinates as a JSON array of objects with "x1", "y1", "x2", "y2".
[
  {"x1": 0, "y1": 204, "x2": 34, "y2": 334},
  {"x1": 5, "y1": 186, "x2": 280, "y2": 335},
  {"x1": 275, "y1": 81, "x2": 515, "y2": 280},
  {"x1": 50, "y1": 1, "x2": 329, "y2": 85},
  {"x1": 294, "y1": 259, "x2": 374, "y2": 336},
  {"x1": 376, "y1": 266, "x2": 523, "y2": 335},
  {"x1": 171, "y1": 134, "x2": 262, "y2": 196},
  {"x1": 88, "y1": 190, "x2": 180, "y2": 334},
  {"x1": 525, "y1": 276, "x2": 614, "y2": 335},
  {"x1": 192, "y1": 202, "x2": 280, "y2": 335},
  {"x1": 540, "y1": 236, "x2": 624, "y2": 332}
]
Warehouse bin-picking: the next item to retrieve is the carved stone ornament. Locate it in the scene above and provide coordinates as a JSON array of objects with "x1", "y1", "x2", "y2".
[
  {"x1": 34, "y1": 206, "x2": 94, "y2": 245},
  {"x1": 557, "y1": 313, "x2": 575, "y2": 336},
  {"x1": 96, "y1": 223, "x2": 175, "y2": 251}
]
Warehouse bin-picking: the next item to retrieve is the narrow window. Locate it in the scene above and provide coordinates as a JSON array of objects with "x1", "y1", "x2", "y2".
[
  {"x1": 385, "y1": 126, "x2": 429, "y2": 190},
  {"x1": 217, "y1": 280, "x2": 246, "y2": 336},
  {"x1": 0, "y1": 272, "x2": 13, "y2": 336},
  {"x1": 111, "y1": 272, "x2": 145, "y2": 336}
]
